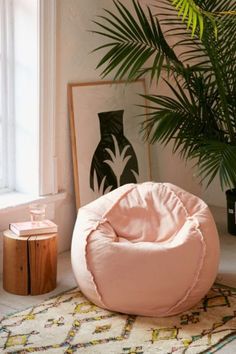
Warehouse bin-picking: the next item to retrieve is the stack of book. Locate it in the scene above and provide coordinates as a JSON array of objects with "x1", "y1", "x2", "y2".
[{"x1": 9, "y1": 220, "x2": 58, "y2": 237}]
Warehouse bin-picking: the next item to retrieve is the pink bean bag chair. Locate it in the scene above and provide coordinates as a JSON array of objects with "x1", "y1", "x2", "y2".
[{"x1": 71, "y1": 182, "x2": 220, "y2": 317}]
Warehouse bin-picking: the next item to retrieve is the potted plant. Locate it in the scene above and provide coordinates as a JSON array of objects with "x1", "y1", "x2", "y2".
[{"x1": 92, "y1": 0, "x2": 236, "y2": 234}]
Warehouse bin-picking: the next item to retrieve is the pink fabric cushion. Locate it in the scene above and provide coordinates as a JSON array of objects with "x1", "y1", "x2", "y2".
[{"x1": 71, "y1": 182, "x2": 220, "y2": 317}]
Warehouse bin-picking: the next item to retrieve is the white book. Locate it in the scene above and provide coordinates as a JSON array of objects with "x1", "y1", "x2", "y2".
[{"x1": 9, "y1": 220, "x2": 58, "y2": 236}]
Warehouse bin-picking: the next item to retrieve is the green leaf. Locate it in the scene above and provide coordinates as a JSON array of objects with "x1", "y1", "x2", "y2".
[
  {"x1": 169, "y1": 0, "x2": 220, "y2": 39},
  {"x1": 92, "y1": 0, "x2": 180, "y2": 82},
  {"x1": 91, "y1": 0, "x2": 236, "y2": 190}
]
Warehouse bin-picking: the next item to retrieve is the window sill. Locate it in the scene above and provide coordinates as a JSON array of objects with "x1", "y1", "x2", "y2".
[
  {"x1": 0, "y1": 191, "x2": 66, "y2": 213},
  {"x1": 0, "y1": 191, "x2": 67, "y2": 233}
]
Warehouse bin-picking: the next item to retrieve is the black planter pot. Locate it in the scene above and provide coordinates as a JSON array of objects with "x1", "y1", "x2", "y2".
[{"x1": 226, "y1": 189, "x2": 236, "y2": 235}]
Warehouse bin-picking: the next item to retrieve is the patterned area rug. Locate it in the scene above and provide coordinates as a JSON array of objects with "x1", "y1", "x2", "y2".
[{"x1": 1, "y1": 286, "x2": 236, "y2": 353}]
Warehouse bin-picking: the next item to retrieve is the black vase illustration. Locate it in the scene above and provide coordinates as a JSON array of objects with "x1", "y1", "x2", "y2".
[{"x1": 90, "y1": 110, "x2": 139, "y2": 194}]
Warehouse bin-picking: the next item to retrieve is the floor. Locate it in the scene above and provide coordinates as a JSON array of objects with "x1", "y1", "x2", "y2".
[
  {"x1": 1, "y1": 206, "x2": 236, "y2": 352},
  {"x1": 0, "y1": 250, "x2": 76, "y2": 316},
  {"x1": 211, "y1": 205, "x2": 236, "y2": 288}
]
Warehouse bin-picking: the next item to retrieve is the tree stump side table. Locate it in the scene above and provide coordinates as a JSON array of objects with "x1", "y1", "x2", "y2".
[{"x1": 3, "y1": 230, "x2": 57, "y2": 295}]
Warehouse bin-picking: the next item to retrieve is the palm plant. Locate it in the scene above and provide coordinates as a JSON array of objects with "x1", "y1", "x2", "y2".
[{"x1": 92, "y1": 0, "x2": 236, "y2": 191}]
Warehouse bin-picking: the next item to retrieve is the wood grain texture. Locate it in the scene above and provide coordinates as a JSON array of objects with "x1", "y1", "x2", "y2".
[
  {"x1": 68, "y1": 83, "x2": 81, "y2": 210},
  {"x1": 3, "y1": 231, "x2": 58, "y2": 296},
  {"x1": 3, "y1": 231, "x2": 29, "y2": 295},
  {"x1": 28, "y1": 234, "x2": 57, "y2": 295}
]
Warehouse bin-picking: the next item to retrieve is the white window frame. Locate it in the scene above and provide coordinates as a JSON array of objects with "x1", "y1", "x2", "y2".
[
  {"x1": 0, "y1": 0, "x2": 57, "y2": 197},
  {"x1": 0, "y1": 0, "x2": 15, "y2": 192},
  {"x1": 39, "y1": 0, "x2": 57, "y2": 196}
]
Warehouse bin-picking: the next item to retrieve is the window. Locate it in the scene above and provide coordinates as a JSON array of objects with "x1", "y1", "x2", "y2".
[
  {"x1": 0, "y1": 0, "x2": 14, "y2": 191},
  {"x1": 0, "y1": 0, "x2": 57, "y2": 197}
]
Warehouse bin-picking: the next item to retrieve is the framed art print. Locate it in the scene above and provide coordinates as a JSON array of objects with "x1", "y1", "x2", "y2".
[{"x1": 68, "y1": 80, "x2": 151, "y2": 209}]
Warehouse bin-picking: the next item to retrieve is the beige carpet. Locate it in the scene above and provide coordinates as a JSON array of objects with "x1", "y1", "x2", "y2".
[{"x1": 1, "y1": 286, "x2": 236, "y2": 353}]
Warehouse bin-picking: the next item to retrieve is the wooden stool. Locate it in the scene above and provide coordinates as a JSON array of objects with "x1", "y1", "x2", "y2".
[{"x1": 3, "y1": 230, "x2": 57, "y2": 295}]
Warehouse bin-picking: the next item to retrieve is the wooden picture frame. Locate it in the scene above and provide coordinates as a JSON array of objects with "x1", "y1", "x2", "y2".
[{"x1": 68, "y1": 80, "x2": 151, "y2": 209}]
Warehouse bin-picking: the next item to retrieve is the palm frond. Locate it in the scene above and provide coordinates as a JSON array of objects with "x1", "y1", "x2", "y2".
[
  {"x1": 170, "y1": 0, "x2": 207, "y2": 38},
  {"x1": 140, "y1": 70, "x2": 235, "y2": 185},
  {"x1": 92, "y1": 0, "x2": 236, "y2": 189},
  {"x1": 168, "y1": 0, "x2": 236, "y2": 38},
  {"x1": 92, "y1": 0, "x2": 181, "y2": 82},
  {"x1": 192, "y1": 141, "x2": 236, "y2": 189}
]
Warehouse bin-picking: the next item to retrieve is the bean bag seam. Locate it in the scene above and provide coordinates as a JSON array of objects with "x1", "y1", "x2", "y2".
[
  {"x1": 103, "y1": 185, "x2": 137, "y2": 218},
  {"x1": 84, "y1": 219, "x2": 108, "y2": 308},
  {"x1": 165, "y1": 183, "x2": 209, "y2": 215},
  {"x1": 162, "y1": 185, "x2": 207, "y2": 315},
  {"x1": 163, "y1": 183, "x2": 189, "y2": 218},
  {"x1": 104, "y1": 183, "x2": 189, "y2": 244},
  {"x1": 72, "y1": 182, "x2": 219, "y2": 317},
  {"x1": 83, "y1": 184, "x2": 142, "y2": 308},
  {"x1": 165, "y1": 219, "x2": 207, "y2": 315}
]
